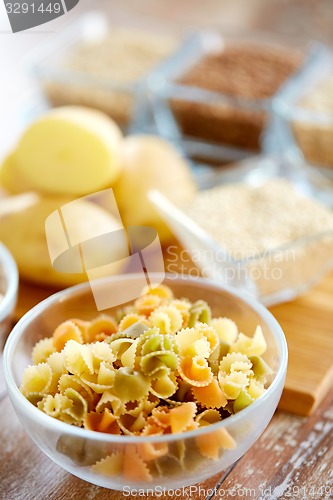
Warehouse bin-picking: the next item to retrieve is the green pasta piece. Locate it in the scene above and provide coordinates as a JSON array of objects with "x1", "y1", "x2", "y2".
[
  {"x1": 249, "y1": 355, "x2": 273, "y2": 382},
  {"x1": 188, "y1": 300, "x2": 211, "y2": 328},
  {"x1": 233, "y1": 388, "x2": 254, "y2": 413}
]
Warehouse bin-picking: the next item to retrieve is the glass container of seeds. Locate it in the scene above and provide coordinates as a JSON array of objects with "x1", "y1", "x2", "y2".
[
  {"x1": 145, "y1": 30, "x2": 328, "y2": 166},
  {"x1": 272, "y1": 50, "x2": 333, "y2": 191},
  {"x1": 31, "y1": 10, "x2": 181, "y2": 132},
  {"x1": 150, "y1": 154, "x2": 333, "y2": 306}
]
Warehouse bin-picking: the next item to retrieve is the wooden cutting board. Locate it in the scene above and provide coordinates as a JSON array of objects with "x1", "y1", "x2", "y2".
[{"x1": 13, "y1": 246, "x2": 333, "y2": 417}]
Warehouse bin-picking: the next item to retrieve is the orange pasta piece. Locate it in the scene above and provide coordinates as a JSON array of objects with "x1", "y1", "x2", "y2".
[
  {"x1": 86, "y1": 315, "x2": 118, "y2": 342},
  {"x1": 169, "y1": 402, "x2": 197, "y2": 434},
  {"x1": 137, "y1": 441, "x2": 169, "y2": 461},
  {"x1": 192, "y1": 378, "x2": 227, "y2": 408},
  {"x1": 53, "y1": 321, "x2": 83, "y2": 352},
  {"x1": 123, "y1": 445, "x2": 152, "y2": 482},
  {"x1": 150, "y1": 406, "x2": 171, "y2": 429},
  {"x1": 134, "y1": 294, "x2": 162, "y2": 316},
  {"x1": 70, "y1": 319, "x2": 90, "y2": 342},
  {"x1": 84, "y1": 409, "x2": 121, "y2": 434},
  {"x1": 196, "y1": 428, "x2": 236, "y2": 460},
  {"x1": 179, "y1": 355, "x2": 213, "y2": 387}
]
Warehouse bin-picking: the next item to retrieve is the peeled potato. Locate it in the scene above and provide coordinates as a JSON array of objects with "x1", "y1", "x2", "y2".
[
  {"x1": 113, "y1": 135, "x2": 197, "y2": 242},
  {"x1": 0, "y1": 153, "x2": 33, "y2": 194},
  {"x1": 13, "y1": 106, "x2": 123, "y2": 196},
  {"x1": 0, "y1": 196, "x2": 125, "y2": 287}
]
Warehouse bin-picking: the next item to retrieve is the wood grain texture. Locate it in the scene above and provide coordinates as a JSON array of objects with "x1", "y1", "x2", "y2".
[
  {"x1": 211, "y1": 385, "x2": 333, "y2": 499},
  {"x1": 270, "y1": 270, "x2": 333, "y2": 416},
  {"x1": 1, "y1": 385, "x2": 332, "y2": 499}
]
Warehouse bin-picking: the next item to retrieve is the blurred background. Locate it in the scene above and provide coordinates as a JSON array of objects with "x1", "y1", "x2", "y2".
[{"x1": 1, "y1": 0, "x2": 333, "y2": 149}]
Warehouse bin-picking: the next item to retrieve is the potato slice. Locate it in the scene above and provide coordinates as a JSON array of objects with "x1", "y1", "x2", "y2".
[
  {"x1": 113, "y1": 135, "x2": 197, "y2": 242},
  {"x1": 0, "y1": 196, "x2": 125, "y2": 287},
  {"x1": 13, "y1": 106, "x2": 123, "y2": 196},
  {"x1": 0, "y1": 153, "x2": 33, "y2": 194}
]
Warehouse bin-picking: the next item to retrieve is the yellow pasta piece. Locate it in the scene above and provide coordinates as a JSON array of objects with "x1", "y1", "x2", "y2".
[
  {"x1": 148, "y1": 311, "x2": 172, "y2": 334},
  {"x1": 80, "y1": 362, "x2": 115, "y2": 393},
  {"x1": 195, "y1": 323, "x2": 219, "y2": 354},
  {"x1": 25, "y1": 392, "x2": 46, "y2": 406},
  {"x1": 32, "y1": 338, "x2": 57, "y2": 365},
  {"x1": 86, "y1": 315, "x2": 118, "y2": 342},
  {"x1": 210, "y1": 317, "x2": 238, "y2": 344},
  {"x1": 151, "y1": 305, "x2": 183, "y2": 334},
  {"x1": 218, "y1": 371, "x2": 249, "y2": 400},
  {"x1": 62, "y1": 387, "x2": 88, "y2": 422},
  {"x1": 169, "y1": 402, "x2": 197, "y2": 434},
  {"x1": 38, "y1": 393, "x2": 72, "y2": 418},
  {"x1": 150, "y1": 373, "x2": 178, "y2": 399},
  {"x1": 91, "y1": 452, "x2": 123, "y2": 476},
  {"x1": 91, "y1": 341, "x2": 116, "y2": 371},
  {"x1": 178, "y1": 355, "x2": 213, "y2": 387},
  {"x1": 141, "y1": 283, "x2": 174, "y2": 300},
  {"x1": 176, "y1": 328, "x2": 211, "y2": 358},
  {"x1": 247, "y1": 378, "x2": 266, "y2": 400},
  {"x1": 229, "y1": 326, "x2": 266, "y2": 357},
  {"x1": 84, "y1": 409, "x2": 121, "y2": 434},
  {"x1": 120, "y1": 339, "x2": 138, "y2": 369},
  {"x1": 118, "y1": 313, "x2": 148, "y2": 331},
  {"x1": 63, "y1": 340, "x2": 94, "y2": 376},
  {"x1": 95, "y1": 391, "x2": 124, "y2": 416},
  {"x1": 219, "y1": 352, "x2": 253, "y2": 376},
  {"x1": 192, "y1": 378, "x2": 227, "y2": 409},
  {"x1": 109, "y1": 338, "x2": 136, "y2": 361},
  {"x1": 20, "y1": 363, "x2": 52, "y2": 396},
  {"x1": 58, "y1": 373, "x2": 93, "y2": 404},
  {"x1": 169, "y1": 300, "x2": 190, "y2": 328},
  {"x1": 46, "y1": 352, "x2": 67, "y2": 394},
  {"x1": 53, "y1": 321, "x2": 83, "y2": 352}
]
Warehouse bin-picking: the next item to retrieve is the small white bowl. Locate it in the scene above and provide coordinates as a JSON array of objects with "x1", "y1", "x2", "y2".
[
  {"x1": 0, "y1": 242, "x2": 19, "y2": 346},
  {"x1": 3, "y1": 273, "x2": 287, "y2": 490}
]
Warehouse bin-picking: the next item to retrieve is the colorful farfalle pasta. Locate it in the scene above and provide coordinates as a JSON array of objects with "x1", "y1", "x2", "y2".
[{"x1": 20, "y1": 283, "x2": 273, "y2": 479}]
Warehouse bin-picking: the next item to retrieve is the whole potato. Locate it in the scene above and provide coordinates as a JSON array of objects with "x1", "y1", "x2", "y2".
[
  {"x1": 113, "y1": 135, "x2": 197, "y2": 242},
  {"x1": 0, "y1": 153, "x2": 33, "y2": 194},
  {"x1": 13, "y1": 106, "x2": 123, "y2": 196},
  {"x1": 0, "y1": 196, "x2": 125, "y2": 287}
]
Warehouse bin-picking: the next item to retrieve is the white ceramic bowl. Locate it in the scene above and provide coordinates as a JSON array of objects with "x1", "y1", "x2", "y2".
[
  {"x1": 3, "y1": 274, "x2": 287, "y2": 491},
  {"x1": 0, "y1": 242, "x2": 19, "y2": 346}
]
